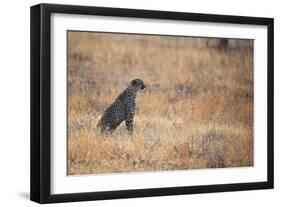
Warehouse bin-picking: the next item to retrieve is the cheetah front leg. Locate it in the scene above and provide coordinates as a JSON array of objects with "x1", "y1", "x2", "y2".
[{"x1": 125, "y1": 117, "x2": 134, "y2": 133}]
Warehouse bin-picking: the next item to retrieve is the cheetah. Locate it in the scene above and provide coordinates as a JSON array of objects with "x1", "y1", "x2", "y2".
[{"x1": 97, "y1": 79, "x2": 146, "y2": 134}]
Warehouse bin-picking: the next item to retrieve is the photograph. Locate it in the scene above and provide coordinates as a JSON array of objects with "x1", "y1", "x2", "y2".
[
  {"x1": 30, "y1": 3, "x2": 274, "y2": 203},
  {"x1": 67, "y1": 31, "x2": 254, "y2": 175}
]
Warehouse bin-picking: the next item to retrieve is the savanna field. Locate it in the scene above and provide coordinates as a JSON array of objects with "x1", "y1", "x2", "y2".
[{"x1": 67, "y1": 32, "x2": 254, "y2": 175}]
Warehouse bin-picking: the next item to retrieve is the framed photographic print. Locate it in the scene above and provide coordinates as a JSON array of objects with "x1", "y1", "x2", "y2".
[{"x1": 30, "y1": 3, "x2": 274, "y2": 203}]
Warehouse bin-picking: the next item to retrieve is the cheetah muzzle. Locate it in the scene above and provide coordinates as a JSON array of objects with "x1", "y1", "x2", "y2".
[{"x1": 97, "y1": 79, "x2": 146, "y2": 134}]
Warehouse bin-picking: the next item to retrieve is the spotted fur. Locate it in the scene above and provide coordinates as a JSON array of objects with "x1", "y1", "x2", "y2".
[{"x1": 98, "y1": 79, "x2": 146, "y2": 133}]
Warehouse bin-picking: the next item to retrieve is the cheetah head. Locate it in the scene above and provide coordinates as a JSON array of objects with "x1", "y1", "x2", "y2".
[{"x1": 131, "y1": 79, "x2": 146, "y2": 91}]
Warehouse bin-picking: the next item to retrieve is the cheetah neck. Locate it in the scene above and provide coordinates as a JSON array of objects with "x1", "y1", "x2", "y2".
[
  {"x1": 116, "y1": 86, "x2": 138, "y2": 102},
  {"x1": 125, "y1": 87, "x2": 137, "y2": 100}
]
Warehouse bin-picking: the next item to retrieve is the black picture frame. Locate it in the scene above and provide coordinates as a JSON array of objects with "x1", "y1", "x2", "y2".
[{"x1": 30, "y1": 3, "x2": 274, "y2": 204}]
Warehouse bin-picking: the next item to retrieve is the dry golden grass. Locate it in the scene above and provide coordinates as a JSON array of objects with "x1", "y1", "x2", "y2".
[{"x1": 67, "y1": 32, "x2": 253, "y2": 175}]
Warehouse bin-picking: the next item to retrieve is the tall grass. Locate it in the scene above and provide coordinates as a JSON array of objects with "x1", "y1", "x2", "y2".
[{"x1": 67, "y1": 32, "x2": 253, "y2": 175}]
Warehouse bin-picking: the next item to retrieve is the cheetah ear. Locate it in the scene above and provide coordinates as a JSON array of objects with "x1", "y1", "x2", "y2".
[{"x1": 131, "y1": 79, "x2": 137, "y2": 86}]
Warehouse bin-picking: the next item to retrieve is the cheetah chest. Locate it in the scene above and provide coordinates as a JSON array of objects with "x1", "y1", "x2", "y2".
[{"x1": 125, "y1": 95, "x2": 137, "y2": 115}]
